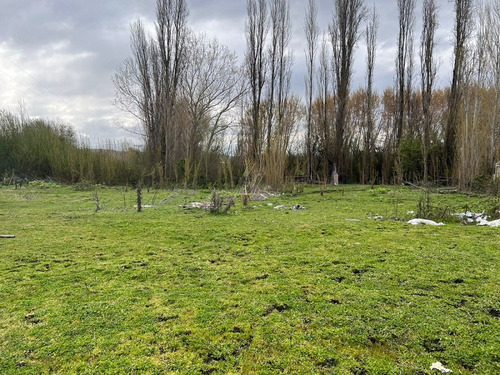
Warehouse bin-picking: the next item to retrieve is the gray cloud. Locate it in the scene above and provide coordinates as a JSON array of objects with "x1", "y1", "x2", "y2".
[{"x1": 1, "y1": 0, "x2": 456, "y2": 145}]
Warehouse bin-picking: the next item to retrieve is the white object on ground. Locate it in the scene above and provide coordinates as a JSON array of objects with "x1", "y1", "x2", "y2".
[
  {"x1": 430, "y1": 361, "x2": 453, "y2": 373},
  {"x1": 455, "y1": 210, "x2": 487, "y2": 223},
  {"x1": 407, "y1": 218, "x2": 445, "y2": 226},
  {"x1": 274, "y1": 204, "x2": 307, "y2": 210},
  {"x1": 477, "y1": 218, "x2": 500, "y2": 227},
  {"x1": 455, "y1": 211, "x2": 500, "y2": 226},
  {"x1": 180, "y1": 202, "x2": 211, "y2": 209}
]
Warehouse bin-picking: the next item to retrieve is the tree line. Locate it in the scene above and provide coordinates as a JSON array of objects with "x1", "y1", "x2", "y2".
[
  {"x1": 2, "y1": 0, "x2": 499, "y2": 190},
  {"x1": 113, "y1": 0, "x2": 499, "y2": 190}
]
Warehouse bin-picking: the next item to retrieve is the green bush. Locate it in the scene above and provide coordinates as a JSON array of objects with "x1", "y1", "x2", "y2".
[
  {"x1": 0, "y1": 111, "x2": 145, "y2": 186},
  {"x1": 400, "y1": 137, "x2": 423, "y2": 181}
]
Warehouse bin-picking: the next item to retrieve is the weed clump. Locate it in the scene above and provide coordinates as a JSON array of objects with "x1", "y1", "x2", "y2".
[
  {"x1": 73, "y1": 180, "x2": 95, "y2": 191},
  {"x1": 209, "y1": 190, "x2": 235, "y2": 214},
  {"x1": 484, "y1": 197, "x2": 500, "y2": 220},
  {"x1": 415, "y1": 189, "x2": 455, "y2": 222},
  {"x1": 28, "y1": 179, "x2": 61, "y2": 189}
]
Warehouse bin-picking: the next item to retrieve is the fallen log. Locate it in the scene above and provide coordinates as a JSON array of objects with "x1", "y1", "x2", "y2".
[
  {"x1": 403, "y1": 181, "x2": 426, "y2": 190},
  {"x1": 0, "y1": 235, "x2": 15, "y2": 238}
]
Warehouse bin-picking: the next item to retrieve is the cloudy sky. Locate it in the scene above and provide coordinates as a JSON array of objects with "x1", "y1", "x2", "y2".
[{"x1": 1, "y1": 0, "x2": 456, "y2": 146}]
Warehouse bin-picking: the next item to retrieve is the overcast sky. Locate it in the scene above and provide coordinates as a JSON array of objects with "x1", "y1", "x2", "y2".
[{"x1": 1, "y1": 0, "x2": 456, "y2": 146}]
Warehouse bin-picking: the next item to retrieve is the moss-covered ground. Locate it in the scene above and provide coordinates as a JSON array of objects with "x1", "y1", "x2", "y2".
[{"x1": 0, "y1": 184, "x2": 498, "y2": 374}]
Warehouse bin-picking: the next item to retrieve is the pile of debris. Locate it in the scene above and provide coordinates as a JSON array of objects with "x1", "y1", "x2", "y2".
[
  {"x1": 180, "y1": 193, "x2": 235, "y2": 214},
  {"x1": 455, "y1": 211, "x2": 500, "y2": 227},
  {"x1": 273, "y1": 204, "x2": 307, "y2": 211},
  {"x1": 405, "y1": 211, "x2": 500, "y2": 227},
  {"x1": 456, "y1": 210, "x2": 486, "y2": 224}
]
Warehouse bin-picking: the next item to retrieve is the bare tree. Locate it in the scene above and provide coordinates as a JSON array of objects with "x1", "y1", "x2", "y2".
[
  {"x1": 445, "y1": 0, "x2": 474, "y2": 178},
  {"x1": 155, "y1": 0, "x2": 189, "y2": 179},
  {"x1": 458, "y1": 11, "x2": 486, "y2": 188},
  {"x1": 317, "y1": 35, "x2": 333, "y2": 181},
  {"x1": 180, "y1": 33, "x2": 244, "y2": 186},
  {"x1": 304, "y1": 0, "x2": 319, "y2": 183},
  {"x1": 114, "y1": 0, "x2": 189, "y2": 183},
  {"x1": 420, "y1": 0, "x2": 439, "y2": 182},
  {"x1": 245, "y1": 0, "x2": 268, "y2": 167},
  {"x1": 485, "y1": 1, "x2": 500, "y2": 171},
  {"x1": 363, "y1": 5, "x2": 378, "y2": 184},
  {"x1": 274, "y1": 1, "x2": 292, "y2": 140},
  {"x1": 266, "y1": 0, "x2": 292, "y2": 151},
  {"x1": 395, "y1": 0, "x2": 416, "y2": 147},
  {"x1": 264, "y1": 0, "x2": 293, "y2": 186},
  {"x1": 264, "y1": 95, "x2": 304, "y2": 188},
  {"x1": 266, "y1": 0, "x2": 278, "y2": 155},
  {"x1": 113, "y1": 20, "x2": 161, "y2": 165},
  {"x1": 330, "y1": 0, "x2": 366, "y2": 182}
]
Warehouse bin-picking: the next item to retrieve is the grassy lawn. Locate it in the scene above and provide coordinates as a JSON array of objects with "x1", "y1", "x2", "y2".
[{"x1": 0, "y1": 184, "x2": 498, "y2": 374}]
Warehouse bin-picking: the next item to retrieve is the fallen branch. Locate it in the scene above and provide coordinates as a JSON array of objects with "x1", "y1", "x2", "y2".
[
  {"x1": 403, "y1": 181, "x2": 427, "y2": 190},
  {"x1": 0, "y1": 235, "x2": 15, "y2": 238}
]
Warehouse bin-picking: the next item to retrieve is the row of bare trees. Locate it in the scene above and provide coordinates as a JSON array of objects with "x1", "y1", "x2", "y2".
[
  {"x1": 113, "y1": 0, "x2": 500, "y2": 189},
  {"x1": 238, "y1": 0, "x2": 298, "y2": 188},
  {"x1": 114, "y1": 0, "x2": 243, "y2": 187}
]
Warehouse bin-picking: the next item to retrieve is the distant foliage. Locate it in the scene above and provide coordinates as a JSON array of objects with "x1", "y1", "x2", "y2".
[{"x1": 0, "y1": 111, "x2": 143, "y2": 186}]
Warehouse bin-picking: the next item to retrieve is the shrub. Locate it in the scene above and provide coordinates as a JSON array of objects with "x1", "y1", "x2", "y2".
[
  {"x1": 0, "y1": 111, "x2": 146, "y2": 186},
  {"x1": 209, "y1": 190, "x2": 235, "y2": 214}
]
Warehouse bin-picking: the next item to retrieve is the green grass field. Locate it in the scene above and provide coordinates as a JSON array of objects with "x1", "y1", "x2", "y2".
[{"x1": 0, "y1": 184, "x2": 498, "y2": 374}]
